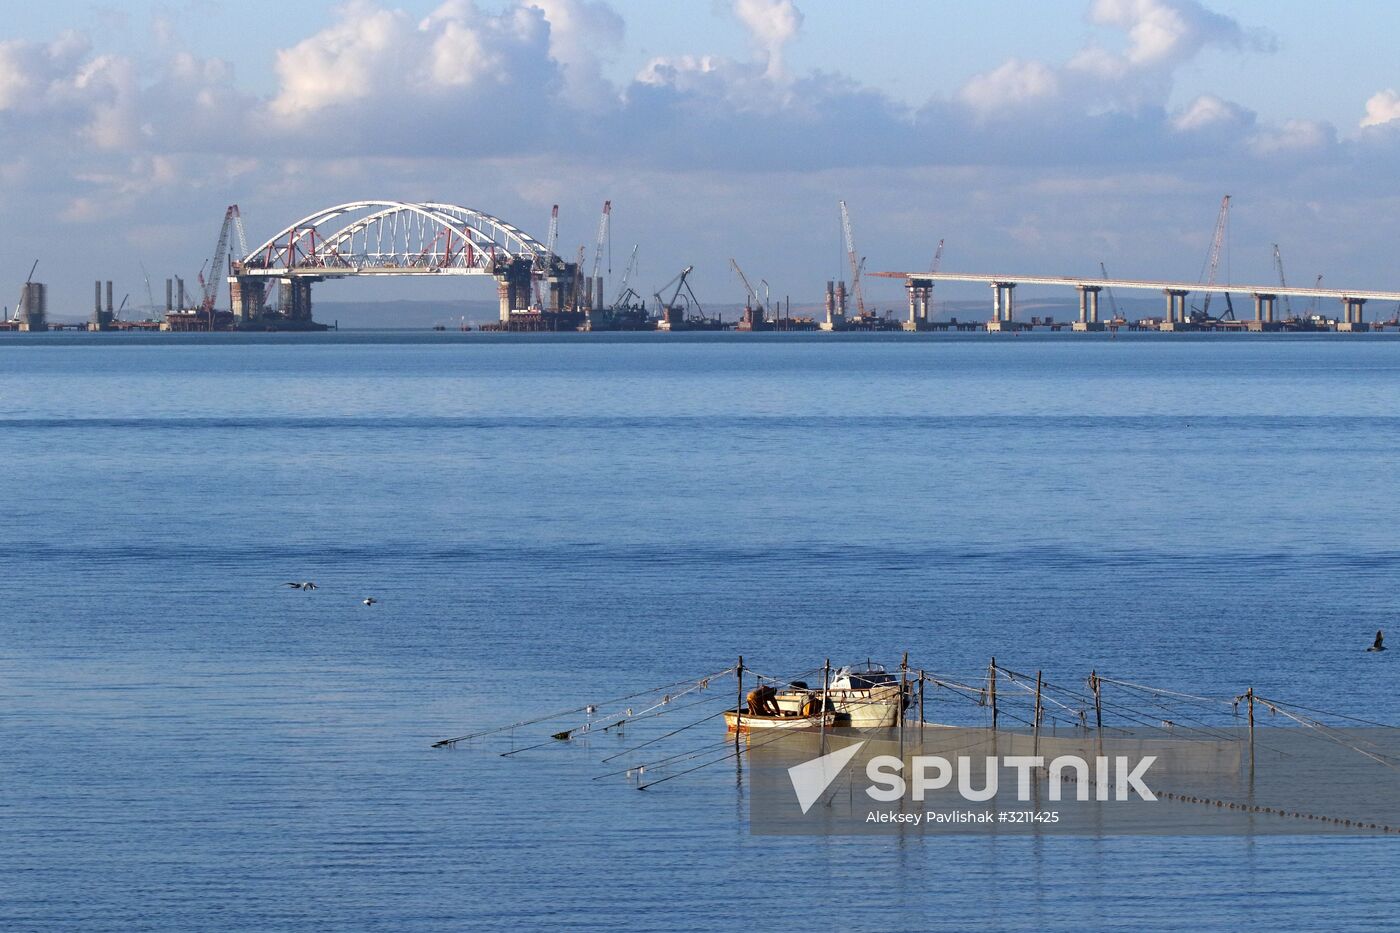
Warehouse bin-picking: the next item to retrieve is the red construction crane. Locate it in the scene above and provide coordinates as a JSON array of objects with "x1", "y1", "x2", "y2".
[{"x1": 197, "y1": 205, "x2": 248, "y2": 315}]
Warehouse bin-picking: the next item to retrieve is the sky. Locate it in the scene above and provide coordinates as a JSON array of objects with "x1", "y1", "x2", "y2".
[{"x1": 5, "y1": 0, "x2": 1400, "y2": 315}]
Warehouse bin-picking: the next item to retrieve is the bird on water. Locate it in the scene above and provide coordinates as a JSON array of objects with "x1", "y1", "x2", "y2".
[
  {"x1": 1368, "y1": 630, "x2": 1386, "y2": 652},
  {"x1": 283, "y1": 581, "x2": 318, "y2": 590},
  {"x1": 363, "y1": 597, "x2": 378, "y2": 606}
]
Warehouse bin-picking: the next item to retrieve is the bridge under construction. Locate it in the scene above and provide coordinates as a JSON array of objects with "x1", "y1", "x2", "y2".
[
  {"x1": 871, "y1": 270, "x2": 1400, "y2": 333},
  {"x1": 230, "y1": 200, "x2": 598, "y2": 331}
]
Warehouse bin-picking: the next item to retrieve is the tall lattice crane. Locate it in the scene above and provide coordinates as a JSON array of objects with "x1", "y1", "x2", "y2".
[
  {"x1": 1306, "y1": 273, "x2": 1323, "y2": 318},
  {"x1": 929, "y1": 239, "x2": 944, "y2": 274},
  {"x1": 1272, "y1": 244, "x2": 1293, "y2": 319},
  {"x1": 589, "y1": 200, "x2": 611, "y2": 281},
  {"x1": 534, "y1": 204, "x2": 559, "y2": 308},
  {"x1": 198, "y1": 205, "x2": 248, "y2": 314},
  {"x1": 543, "y1": 204, "x2": 559, "y2": 269},
  {"x1": 610, "y1": 244, "x2": 647, "y2": 314},
  {"x1": 1099, "y1": 262, "x2": 1121, "y2": 320},
  {"x1": 1198, "y1": 194, "x2": 1231, "y2": 318},
  {"x1": 839, "y1": 200, "x2": 867, "y2": 316},
  {"x1": 730, "y1": 258, "x2": 760, "y2": 312}
]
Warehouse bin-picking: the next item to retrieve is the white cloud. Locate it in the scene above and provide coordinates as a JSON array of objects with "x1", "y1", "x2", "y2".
[
  {"x1": 732, "y1": 0, "x2": 803, "y2": 80},
  {"x1": 269, "y1": 2, "x2": 412, "y2": 117},
  {"x1": 962, "y1": 0, "x2": 1260, "y2": 118},
  {"x1": 1171, "y1": 94, "x2": 1252, "y2": 132},
  {"x1": 525, "y1": 0, "x2": 624, "y2": 107},
  {"x1": 1360, "y1": 89, "x2": 1400, "y2": 128},
  {"x1": 1248, "y1": 118, "x2": 1335, "y2": 157},
  {"x1": 1077, "y1": 0, "x2": 1243, "y2": 73},
  {"x1": 958, "y1": 59, "x2": 1059, "y2": 113}
]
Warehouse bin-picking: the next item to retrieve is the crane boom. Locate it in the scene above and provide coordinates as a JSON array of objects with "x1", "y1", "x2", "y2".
[
  {"x1": 614, "y1": 245, "x2": 639, "y2": 306},
  {"x1": 729, "y1": 258, "x2": 757, "y2": 307},
  {"x1": 839, "y1": 200, "x2": 867, "y2": 316},
  {"x1": 543, "y1": 204, "x2": 559, "y2": 272},
  {"x1": 929, "y1": 239, "x2": 944, "y2": 274},
  {"x1": 200, "y1": 205, "x2": 243, "y2": 313},
  {"x1": 1272, "y1": 244, "x2": 1293, "y2": 318},
  {"x1": 1099, "y1": 262, "x2": 1121, "y2": 319},
  {"x1": 589, "y1": 200, "x2": 610, "y2": 280},
  {"x1": 1199, "y1": 194, "x2": 1230, "y2": 316}
]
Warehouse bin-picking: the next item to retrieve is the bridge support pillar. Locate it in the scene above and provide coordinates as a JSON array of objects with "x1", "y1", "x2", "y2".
[
  {"x1": 1253, "y1": 293, "x2": 1276, "y2": 323},
  {"x1": 904, "y1": 283, "x2": 932, "y2": 331},
  {"x1": 1338, "y1": 297, "x2": 1367, "y2": 330},
  {"x1": 229, "y1": 276, "x2": 266, "y2": 324},
  {"x1": 1163, "y1": 289, "x2": 1189, "y2": 325},
  {"x1": 990, "y1": 282, "x2": 1015, "y2": 322},
  {"x1": 1077, "y1": 285, "x2": 1101, "y2": 323},
  {"x1": 496, "y1": 258, "x2": 536, "y2": 322},
  {"x1": 279, "y1": 278, "x2": 314, "y2": 322}
]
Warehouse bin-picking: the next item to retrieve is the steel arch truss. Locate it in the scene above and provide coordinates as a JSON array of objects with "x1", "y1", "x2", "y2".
[{"x1": 240, "y1": 201, "x2": 558, "y2": 277}]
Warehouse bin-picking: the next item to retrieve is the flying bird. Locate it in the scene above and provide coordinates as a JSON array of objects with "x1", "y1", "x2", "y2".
[
  {"x1": 283, "y1": 581, "x2": 318, "y2": 591},
  {"x1": 1368, "y1": 630, "x2": 1386, "y2": 652},
  {"x1": 362, "y1": 597, "x2": 377, "y2": 606}
]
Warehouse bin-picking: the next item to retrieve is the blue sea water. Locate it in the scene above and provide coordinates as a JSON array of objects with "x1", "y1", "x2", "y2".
[{"x1": 3, "y1": 331, "x2": 1400, "y2": 931}]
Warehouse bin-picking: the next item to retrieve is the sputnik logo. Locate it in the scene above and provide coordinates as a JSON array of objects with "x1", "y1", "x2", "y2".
[{"x1": 787, "y1": 740, "x2": 866, "y2": 814}]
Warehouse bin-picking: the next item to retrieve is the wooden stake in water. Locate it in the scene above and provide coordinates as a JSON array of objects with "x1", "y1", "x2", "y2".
[
  {"x1": 1246, "y1": 685, "x2": 1255, "y2": 771},
  {"x1": 1090, "y1": 669, "x2": 1104, "y2": 757},
  {"x1": 989, "y1": 657, "x2": 999, "y2": 732},
  {"x1": 899, "y1": 651, "x2": 908, "y2": 760},
  {"x1": 1090, "y1": 670, "x2": 1103, "y2": 731},
  {"x1": 735, "y1": 655, "x2": 743, "y2": 749},
  {"x1": 918, "y1": 669, "x2": 925, "y2": 726},
  {"x1": 820, "y1": 658, "x2": 831, "y2": 756},
  {"x1": 1033, "y1": 669, "x2": 1044, "y2": 758}
]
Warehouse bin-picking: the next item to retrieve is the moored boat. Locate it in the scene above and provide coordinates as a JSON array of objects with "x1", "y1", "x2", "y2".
[
  {"x1": 723, "y1": 708, "x2": 836, "y2": 733},
  {"x1": 775, "y1": 662, "x2": 908, "y2": 728}
]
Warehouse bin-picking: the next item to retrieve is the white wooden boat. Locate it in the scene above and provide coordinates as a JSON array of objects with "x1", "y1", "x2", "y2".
[
  {"x1": 774, "y1": 663, "x2": 908, "y2": 728},
  {"x1": 724, "y1": 708, "x2": 836, "y2": 733}
]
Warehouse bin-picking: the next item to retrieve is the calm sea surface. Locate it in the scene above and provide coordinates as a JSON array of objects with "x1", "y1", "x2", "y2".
[{"x1": 4, "y1": 331, "x2": 1400, "y2": 930}]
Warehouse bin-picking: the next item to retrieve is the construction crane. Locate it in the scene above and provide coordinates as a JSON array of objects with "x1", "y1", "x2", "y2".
[
  {"x1": 606, "y1": 244, "x2": 648, "y2": 318},
  {"x1": 1196, "y1": 194, "x2": 1231, "y2": 319},
  {"x1": 1099, "y1": 262, "x2": 1121, "y2": 320},
  {"x1": 839, "y1": 200, "x2": 867, "y2": 316},
  {"x1": 574, "y1": 244, "x2": 586, "y2": 310},
  {"x1": 197, "y1": 205, "x2": 247, "y2": 315},
  {"x1": 654, "y1": 265, "x2": 702, "y2": 320},
  {"x1": 929, "y1": 239, "x2": 944, "y2": 274},
  {"x1": 729, "y1": 258, "x2": 760, "y2": 313},
  {"x1": 1271, "y1": 244, "x2": 1293, "y2": 319},
  {"x1": 1306, "y1": 274, "x2": 1323, "y2": 318},
  {"x1": 589, "y1": 200, "x2": 611, "y2": 281},
  {"x1": 543, "y1": 204, "x2": 559, "y2": 270},
  {"x1": 534, "y1": 204, "x2": 560, "y2": 308},
  {"x1": 139, "y1": 262, "x2": 157, "y2": 317},
  {"x1": 613, "y1": 245, "x2": 640, "y2": 306}
]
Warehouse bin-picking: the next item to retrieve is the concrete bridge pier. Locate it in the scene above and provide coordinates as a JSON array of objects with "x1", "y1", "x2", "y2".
[
  {"x1": 1162, "y1": 289, "x2": 1190, "y2": 328},
  {"x1": 988, "y1": 282, "x2": 1018, "y2": 330},
  {"x1": 497, "y1": 258, "x2": 535, "y2": 321},
  {"x1": 229, "y1": 276, "x2": 267, "y2": 323},
  {"x1": 278, "y1": 278, "x2": 316, "y2": 322},
  {"x1": 1073, "y1": 285, "x2": 1103, "y2": 331},
  {"x1": 1253, "y1": 293, "x2": 1277, "y2": 323},
  {"x1": 1338, "y1": 296, "x2": 1368, "y2": 331},
  {"x1": 904, "y1": 282, "x2": 932, "y2": 330}
]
